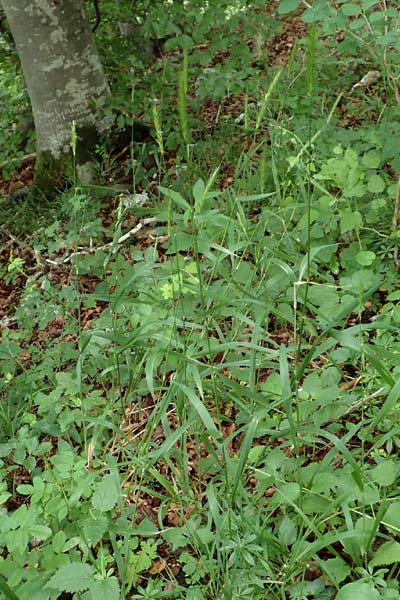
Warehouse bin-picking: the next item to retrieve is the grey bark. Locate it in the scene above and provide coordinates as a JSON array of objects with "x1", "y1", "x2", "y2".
[{"x1": 0, "y1": 0, "x2": 112, "y2": 163}]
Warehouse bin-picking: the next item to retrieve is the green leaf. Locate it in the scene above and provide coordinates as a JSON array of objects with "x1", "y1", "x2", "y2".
[
  {"x1": 383, "y1": 501, "x2": 400, "y2": 533},
  {"x1": 369, "y1": 541, "x2": 400, "y2": 567},
  {"x1": 92, "y1": 474, "x2": 119, "y2": 512},
  {"x1": 0, "y1": 574, "x2": 21, "y2": 600},
  {"x1": 336, "y1": 582, "x2": 380, "y2": 600},
  {"x1": 16, "y1": 484, "x2": 34, "y2": 495},
  {"x1": 320, "y1": 557, "x2": 350, "y2": 585},
  {"x1": 274, "y1": 482, "x2": 300, "y2": 504},
  {"x1": 362, "y1": 150, "x2": 382, "y2": 169},
  {"x1": 81, "y1": 512, "x2": 108, "y2": 546},
  {"x1": 367, "y1": 174, "x2": 385, "y2": 193},
  {"x1": 356, "y1": 251, "x2": 376, "y2": 266},
  {"x1": 341, "y1": 3, "x2": 362, "y2": 15},
  {"x1": 369, "y1": 459, "x2": 399, "y2": 487},
  {"x1": 90, "y1": 577, "x2": 120, "y2": 600},
  {"x1": 163, "y1": 527, "x2": 188, "y2": 550},
  {"x1": 158, "y1": 186, "x2": 191, "y2": 211},
  {"x1": 340, "y1": 209, "x2": 362, "y2": 233},
  {"x1": 47, "y1": 563, "x2": 94, "y2": 593},
  {"x1": 278, "y1": 0, "x2": 300, "y2": 14},
  {"x1": 278, "y1": 515, "x2": 297, "y2": 546}
]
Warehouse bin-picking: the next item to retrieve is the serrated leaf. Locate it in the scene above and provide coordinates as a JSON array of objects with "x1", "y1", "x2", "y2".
[
  {"x1": 163, "y1": 527, "x2": 188, "y2": 551},
  {"x1": 92, "y1": 474, "x2": 119, "y2": 512},
  {"x1": 369, "y1": 541, "x2": 400, "y2": 567},
  {"x1": 47, "y1": 563, "x2": 94, "y2": 593},
  {"x1": 278, "y1": 0, "x2": 300, "y2": 13},
  {"x1": 336, "y1": 581, "x2": 380, "y2": 600},
  {"x1": 90, "y1": 576, "x2": 120, "y2": 600},
  {"x1": 81, "y1": 512, "x2": 108, "y2": 546}
]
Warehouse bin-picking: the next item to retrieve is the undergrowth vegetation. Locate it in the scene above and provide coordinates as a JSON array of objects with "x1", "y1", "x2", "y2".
[{"x1": 1, "y1": 1, "x2": 400, "y2": 598}]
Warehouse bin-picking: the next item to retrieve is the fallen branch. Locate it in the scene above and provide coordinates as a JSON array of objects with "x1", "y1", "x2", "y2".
[{"x1": 44, "y1": 217, "x2": 158, "y2": 266}]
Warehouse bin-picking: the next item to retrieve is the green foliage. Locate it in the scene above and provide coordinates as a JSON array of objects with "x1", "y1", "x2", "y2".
[{"x1": 1, "y1": 0, "x2": 400, "y2": 598}]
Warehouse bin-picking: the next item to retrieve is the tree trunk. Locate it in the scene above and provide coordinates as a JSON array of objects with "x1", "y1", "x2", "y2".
[{"x1": 0, "y1": 0, "x2": 113, "y2": 195}]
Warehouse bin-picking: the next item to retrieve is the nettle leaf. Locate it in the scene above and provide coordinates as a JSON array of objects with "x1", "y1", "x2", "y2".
[
  {"x1": 81, "y1": 512, "x2": 108, "y2": 546},
  {"x1": 47, "y1": 563, "x2": 94, "y2": 593},
  {"x1": 278, "y1": 0, "x2": 300, "y2": 14},
  {"x1": 336, "y1": 582, "x2": 380, "y2": 600},
  {"x1": 90, "y1": 577, "x2": 120, "y2": 600},
  {"x1": 92, "y1": 474, "x2": 120, "y2": 512},
  {"x1": 369, "y1": 541, "x2": 400, "y2": 567}
]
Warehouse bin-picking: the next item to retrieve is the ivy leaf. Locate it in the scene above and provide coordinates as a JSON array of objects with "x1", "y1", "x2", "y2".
[
  {"x1": 369, "y1": 541, "x2": 400, "y2": 567},
  {"x1": 336, "y1": 582, "x2": 380, "y2": 600},
  {"x1": 278, "y1": 0, "x2": 300, "y2": 14},
  {"x1": 90, "y1": 577, "x2": 120, "y2": 600},
  {"x1": 47, "y1": 563, "x2": 94, "y2": 593}
]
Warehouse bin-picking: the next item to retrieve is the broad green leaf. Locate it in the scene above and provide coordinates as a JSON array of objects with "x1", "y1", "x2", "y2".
[
  {"x1": 383, "y1": 502, "x2": 400, "y2": 533},
  {"x1": 362, "y1": 150, "x2": 382, "y2": 168},
  {"x1": 92, "y1": 474, "x2": 119, "y2": 512},
  {"x1": 15, "y1": 484, "x2": 34, "y2": 495},
  {"x1": 320, "y1": 557, "x2": 350, "y2": 585},
  {"x1": 81, "y1": 512, "x2": 108, "y2": 546},
  {"x1": 47, "y1": 563, "x2": 94, "y2": 593},
  {"x1": 341, "y1": 3, "x2": 362, "y2": 15},
  {"x1": 367, "y1": 174, "x2": 385, "y2": 193},
  {"x1": 0, "y1": 574, "x2": 21, "y2": 600},
  {"x1": 163, "y1": 527, "x2": 188, "y2": 551},
  {"x1": 278, "y1": 0, "x2": 300, "y2": 14},
  {"x1": 356, "y1": 251, "x2": 376, "y2": 266},
  {"x1": 368, "y1": 459, "x2": 399, "y2": 487},
  {"x1": 336, "y1": 582, "x2": 380, "y2": 600},
  {"x1": 90, "y1": 577, "x2": 120, "y2": 600},
  {"x1": 274, "y1": 482, "x2": 300, "y2": 504},
  {"x1": 158, "y1": 186, "x2": 191, "y2": 211},
  {"x1": 278, "y1": 515, "x2": 297, "y2": 546},
  {"x1": 340, "y1": 208, "x2": 362, "y2": 233},
  {"x1": 369, "y1": 541, "x2": 400, "y2": 567}
]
